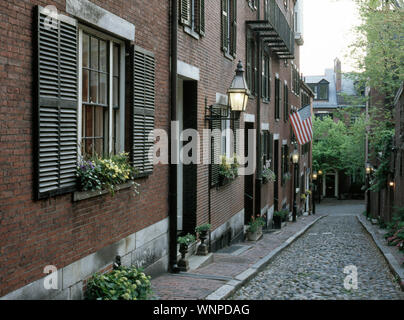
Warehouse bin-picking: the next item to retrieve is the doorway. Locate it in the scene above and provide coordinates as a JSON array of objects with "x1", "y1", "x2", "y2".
[
  {"x1": 244, "y1": 122, "x2": 254, "y2": 224},
  {"x1": 326, "y1": 174, "x2": 336, "y2": 198}
]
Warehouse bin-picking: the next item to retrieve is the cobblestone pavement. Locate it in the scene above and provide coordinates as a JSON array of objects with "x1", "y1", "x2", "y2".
[{"x1": 231, "y1": 201, "x2": 404, "y2": 300}]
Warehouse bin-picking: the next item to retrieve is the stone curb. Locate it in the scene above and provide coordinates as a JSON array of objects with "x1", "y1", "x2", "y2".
[
  {"x1": 204, "y1": 215, "x2": 326, "y2": 300},
  {"x1": 357, "y1": 215, "x2": 404, "y2": 292}
]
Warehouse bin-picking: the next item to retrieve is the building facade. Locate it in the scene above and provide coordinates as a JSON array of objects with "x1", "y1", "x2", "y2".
[
  {"x1": 0, "y1": 0, "x2": 313, "y2": 299},
  {"x1": 305, "y1": 58, "x2": 365, "y2": 200}
]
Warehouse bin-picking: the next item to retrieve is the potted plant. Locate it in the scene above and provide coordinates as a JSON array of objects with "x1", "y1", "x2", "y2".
[
  {"x1": 177, "y1": 233, "x2": 196, "y2": 272},
  {"x1": 195, "y1": 223, "x2": 211, "y2": 256},
  {"x1": 218, "y1": 155, "x2": 239, "y2": 186},
  {"x1": 246, "y1": 216, "x2": 265, "y2": 241},
  {"x1": 262, "y1": 166, "x2": 276, "y2": 185},
  {"x1": 273, "y1": 211, "x2": 283, "y2": 229}
]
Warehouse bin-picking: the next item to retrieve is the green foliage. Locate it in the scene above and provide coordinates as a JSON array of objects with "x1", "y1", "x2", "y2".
[
  {"x1": 219, "y1": 154, "x2": 239, "y2": 180},
  {"x1": 273, "y1": 210, "x2": 289, "y2": 221},
  {"x1": 312, "y1": 114, "x2": 366, "y2": 183},
  {"x1": 177, "y1": 233, "x2": 196, "y2": 246},
  {"x1": 262, "y1": 166, "x2": 276, "y2": 183},
  {"x1": 384, "y1": 207, "x2": 404, "y2": 252},
  {"x1": 195, "y1": 224, "x2": 211, "y2": 234},
  {"x1": 85, "y1": 266, "x2": 153, "y2": 300},
  {"x1": 77, "y1": 152, "x2": 140, "y2": 195},
  {"x1": 247, "y1": 216, "x2": 266, "y2": 233},
  {"x1": 348, "y1": 0, "x2": 404, "y2": 103}
]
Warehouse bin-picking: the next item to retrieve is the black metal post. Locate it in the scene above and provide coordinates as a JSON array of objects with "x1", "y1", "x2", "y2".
[
  {"x1": 293, "y1": 163, "x2": 297, "y2": 222},
  {"x1": 312, "y1": 183, "x2": 316, "y2": 215},
  {"x1": 366, "y1": 175, "x2": 370, "y2": 217}
]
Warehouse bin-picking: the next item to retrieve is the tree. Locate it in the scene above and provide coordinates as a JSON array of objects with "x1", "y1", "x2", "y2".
[
  {"x1": 348, "y1": 0, "x2": 404, "y2": 104},
  {"x1": 313, "y1": 114, "x2": 367, "y2": 184}
]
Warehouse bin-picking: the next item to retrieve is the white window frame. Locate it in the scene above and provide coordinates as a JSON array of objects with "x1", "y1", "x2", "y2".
[{"x1": 77, "y1": 24, "x2": 126, "y2": 158}]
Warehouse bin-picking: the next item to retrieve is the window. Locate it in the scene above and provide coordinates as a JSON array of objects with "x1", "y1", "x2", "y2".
[
  {"x1": 180, "y1": 0, "x2": 205, "y2": 37},
  {"x1": 221, "y1": 0, "x2": 237, "y2": 58},
  {"x1": 262, "y1": 52, "x2": 271, "y2": 101},
  {"x1": 262, "y1": 131, "x2": 273, "y2": 170},
  {"x1": 292, "y1": 64, "x2": 300, "y2": 96},
  {"x1": 315, "y1": 113, "x2": 333, "y2": 120},
  {"x1": 317, "y1": 83, "x2": 329, "y2": 100},
  {"x1": 275, "y1": 77, "x2": 281, "y2": 120},
  {"x1": 210, "y1": 108, "x2": 240, "y2": 186},
  {"x1": 246, "y1": 36, "x2": 257, "y2": 96},
  {"x1": 80, "y1": 28, "x2": 125, "y2": 157}
]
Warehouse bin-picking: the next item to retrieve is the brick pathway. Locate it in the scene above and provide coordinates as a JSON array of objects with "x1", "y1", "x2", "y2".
[{"x1": 151, "y1": 213, "x2": 320, "y2": 300}]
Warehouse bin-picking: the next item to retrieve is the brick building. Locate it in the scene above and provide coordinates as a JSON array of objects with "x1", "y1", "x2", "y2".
[{"x1": 0, "y1": 0, "x2": 313, "y2": 299}]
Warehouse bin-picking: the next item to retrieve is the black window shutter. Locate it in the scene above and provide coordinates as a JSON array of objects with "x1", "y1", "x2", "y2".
[
  {"x1": 231, "y1": 0, "x2": 237, "y2": 57},
  {"x1": 231, "y1": 113, "x2": 240, "y2": 155},
  {"x1": 275, "y1": 78, "x2": 280, "y2": 119},
  {"x1": 210, "y1": 107, "x2": 222, "y2": 187},
  {"x1": 284, "y1": 83, "x2": 289, "y2": 122},
  {"x1": 132, "y1": 45, "x2": 155, "y2": 177},
  {"x1": 34, "y1": 6, "x2": 78, "y2": 200},
  {"x1": 246, "y1": 39, "x2": 252, "y2": 93},
  {"x1": 221, "y1": 0, "x2": 229, "y2": 53},
  {"x1": 179, "y1": 0, "x2": 191, "y2": 26},
  {"x1": 196, "y1": 0, "x2": 205, "y2": 36}
]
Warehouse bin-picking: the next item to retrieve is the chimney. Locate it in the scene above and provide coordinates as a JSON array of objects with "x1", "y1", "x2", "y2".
[{"x1": 334, "y1": 58, "x2": 342, "y2": 92}]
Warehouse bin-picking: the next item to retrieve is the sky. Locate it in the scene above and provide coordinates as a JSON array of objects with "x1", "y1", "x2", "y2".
[{"x1": 300, "y1": 0, "x2": 361, "y2": 76}]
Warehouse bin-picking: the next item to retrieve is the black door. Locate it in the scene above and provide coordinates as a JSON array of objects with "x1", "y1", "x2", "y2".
[
  {"x1": 244, "y1": 122, "x2": 254, "y2": 224},
  {"x1": 274, "y1": 140, "x2": 279, "y2": 211},
  {"x1": 326, "y1": 175, "x2": 336, "y2": 198}
]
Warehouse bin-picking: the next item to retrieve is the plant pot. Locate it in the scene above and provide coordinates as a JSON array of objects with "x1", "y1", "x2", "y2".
[
  {"x1": 178, "y1": 243, "x2": 190, "y2": 272},
  {"x1": 247, "y1": 226, "x2": 262, "y2": 241},
  {"x1": 219, "y1": 175, "x2": 231, "y2": 187},
  {"x1": 196, "y1": 230, "x2": 209, "y2": 256},
  {"x1": 273, "y1": 215, "x2": 282, "y2": 229}
]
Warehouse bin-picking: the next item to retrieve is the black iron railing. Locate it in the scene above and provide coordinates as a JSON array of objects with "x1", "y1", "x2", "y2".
[{"x1": 268, "y1": 0, "x2": 294, "y2": 56}]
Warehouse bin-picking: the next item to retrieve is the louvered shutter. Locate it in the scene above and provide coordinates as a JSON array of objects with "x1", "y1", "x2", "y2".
[
  {"x1": 210, "y1": 107, "x2": 222, "y2": 187},
  {"x1": 246, "y1": 39, "x2": 252, "y2": 93},
  {"x1": 284, "y1": 84, "x2": 289, "y2": 122},
  {"x1": 179, "y1": 0, "x2": 191, "y2": 26},
  {"x1": 196, "y1": 0, "x2": 205, "y2": 36},
  {"x1": 233, "y1": 116, "x2": 240, "y2": 155},
  {"x1": 132, "y1": 46, "x2": 155, "y2": 177},
  {"x1": 221, "y1": 0, "x2": 229, "y2": 53},
  {"x1": 231, "y1": 0, "x2": 237, "y2": 57},
  {"x1": 34, "y1": 6, "x2": 78, "y2": 200},
  {"x1": 269, "y1": 132, "x2": 273, "y2": 169},
  {"x1": 275, "y1": 78, "x2": 280, "y2": 119}
]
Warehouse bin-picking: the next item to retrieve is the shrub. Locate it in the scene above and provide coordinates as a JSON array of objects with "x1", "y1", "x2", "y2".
[
  {"x1": 85, "y1": 266, "x2": 153, "y2": 300},
  {"x1": 177, "y1": 233, "x2": 196, "y2": 246},
  {"x1": 247, "y1": 216, "x2": 266, "y2": 233},
  {"x1": 195, "y1": 224, "x2": 211, "y2": 234},
  {"x1": 262, "y1": 166, "x2": 276, "y2": 183}
]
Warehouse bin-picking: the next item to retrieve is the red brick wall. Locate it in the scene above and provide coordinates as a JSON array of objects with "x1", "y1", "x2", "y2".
[{"x1": 0, "y1": 0, "x2": 170, "y2": 297}]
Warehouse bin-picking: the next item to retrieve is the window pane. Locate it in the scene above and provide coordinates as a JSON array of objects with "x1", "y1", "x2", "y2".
[
  {"x1": 91, "y1": 37, "x2": 99, "y2": 70},
  {"x1": 113, "y1": 77, "x2": 119, "y2": 108},
  {"x1": 99, "y1": 40, "x2": 107, "y2": 72},
  {"x1": 82, "y1": 69, "x2": 89, "y2": 102},
  {"x1": 99, "y1": 73, "x2": 108, "y2": 105},
  {"x1": 113, "y1": 45, "x2": 119, "y2": 77},
  {"x1": 90, "y1": 71, "x2": 98, "y2": 103},
  {"x1": 82, "y1": 34, "x2": 89, "y2": 68}
]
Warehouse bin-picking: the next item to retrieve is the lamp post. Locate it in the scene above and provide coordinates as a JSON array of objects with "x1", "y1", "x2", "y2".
[
  {"x1": 318, "y1": 170, "x2": 323, "y2": 204},
  {"x1": 292, "y1": 149, "x2": 299, "y2": 222},
  {"x1": 312, "y1": 171, "x2": 318, "y2": 214},
  {"x1": 365, "y1": 162, "x2": 371, "y2": 218}
]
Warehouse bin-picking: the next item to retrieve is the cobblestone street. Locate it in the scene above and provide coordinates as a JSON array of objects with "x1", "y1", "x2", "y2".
[{"x1": 231, "y1": 200, "x2": 404, "y2": 300}]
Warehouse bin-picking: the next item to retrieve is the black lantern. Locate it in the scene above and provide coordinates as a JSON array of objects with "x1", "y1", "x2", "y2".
[{"x1": 227, "y1": 61, "x2": 249, "y2": 112}]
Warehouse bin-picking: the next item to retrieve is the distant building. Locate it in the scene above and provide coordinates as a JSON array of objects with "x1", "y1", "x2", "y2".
[{"x1": 304, "y1": 58, "x2": 366, "y2": 200}]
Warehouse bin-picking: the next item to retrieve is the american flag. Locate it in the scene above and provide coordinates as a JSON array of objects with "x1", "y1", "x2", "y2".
[{"x1": 289, "y1": 105, "x2": 313, "y2": 145}]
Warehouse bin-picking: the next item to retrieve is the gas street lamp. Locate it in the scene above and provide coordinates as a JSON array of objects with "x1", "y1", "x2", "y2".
[
  {"x1": 291, "y1": 149, "x2": 299, "y2": 222},
  {"x1": 227, "y1": 61, "x2": 249, "y2": 113}
]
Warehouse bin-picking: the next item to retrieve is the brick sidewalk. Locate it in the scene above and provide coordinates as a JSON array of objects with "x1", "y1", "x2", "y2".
[{"x1": 151, "y1": 214, "x2": 323, "y2": 300}]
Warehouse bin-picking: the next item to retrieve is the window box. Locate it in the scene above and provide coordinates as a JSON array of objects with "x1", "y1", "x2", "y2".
[{"x1": 73, "y1": 180, "x2": 135, "y2": 202}]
